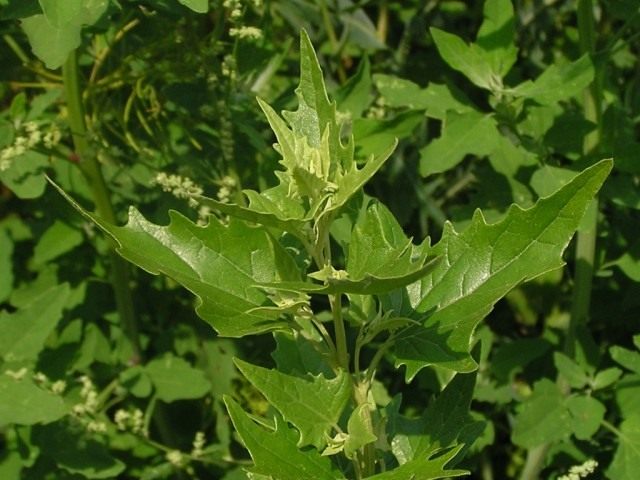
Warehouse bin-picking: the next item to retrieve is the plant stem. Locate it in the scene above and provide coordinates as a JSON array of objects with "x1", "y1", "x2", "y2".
[
  {"x1": 330, "y1": 294, "x2": 350, "y2": 372},
  {"x1": 521, "y1": 3, "x2": 602, "y2": 478},
  {"x1": 566, "y1": 0, "x2": 602, "y2": 358},
  {"x1": 62, "y1": 50, "x2": 142, "y2": 362}
]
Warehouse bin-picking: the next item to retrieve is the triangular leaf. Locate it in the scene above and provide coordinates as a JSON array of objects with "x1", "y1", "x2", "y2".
[
  {"x1": 391, "y1": 160, "x2": 612, "y2": 378},
  {"x1": 364, "y1": 444, "x2": 468, "y2": 479},
  {"x1": 224, "y1": 396, "x2": 345, "y2": 480},
  {"x1": 50, "y1": 181, "x2": 300, "y2": 337},
  {"x1": 234, "y1": 358, "x2": 351, "y2": 449}
]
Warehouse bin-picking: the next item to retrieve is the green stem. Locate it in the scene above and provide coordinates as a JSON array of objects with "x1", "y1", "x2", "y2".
[
  {"x1": 62, "y1": 50, "x2": 142, "y2": 363},
  {"x1": 522, "y1": 3, "x2": 603, "y2": 478},
  {"x1": 567, "y1": 0, "x2": 602, "y2": 358},
  {"x1": 330, "y1": 294, "x2": 349, "y2": 372}
]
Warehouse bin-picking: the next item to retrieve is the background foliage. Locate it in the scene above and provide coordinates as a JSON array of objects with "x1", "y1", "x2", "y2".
[{"x1": 0, "y1": 1, "x2": 639, "y2": 479}]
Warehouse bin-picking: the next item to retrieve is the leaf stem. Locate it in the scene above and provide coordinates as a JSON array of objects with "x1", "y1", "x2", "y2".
[{"x1": 62, "y1": 50, "x2": 142, "y2": 363}]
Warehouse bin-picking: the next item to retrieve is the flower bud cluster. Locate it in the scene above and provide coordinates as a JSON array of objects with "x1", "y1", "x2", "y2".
[
  {"x1": 558, "y1": 459, "x2": 598, "y2": 480},
  {"x1": 0, "y1": 121, "x2": 61, "y2": 171}
]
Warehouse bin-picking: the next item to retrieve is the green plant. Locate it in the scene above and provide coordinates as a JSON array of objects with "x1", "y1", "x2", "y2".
[{"x1": 53, "y1": 30, "x2": 611, "y2": 478}]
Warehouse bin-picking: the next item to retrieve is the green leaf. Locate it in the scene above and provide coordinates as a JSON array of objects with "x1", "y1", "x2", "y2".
[
  {"x1": 365, "y1": 444, "x2": 468, "y2": 479},
  {"x1": 373, "y1": 76, "x2": 473, "y2": 119},
  {"x1": 511, "y1": 55, "x2": 594, "y2": 104},
  {"x1": 0, "y1": 150, "x2": 48, "y2": 199},
  {"x1": 272, "y1": 331, "x2": 333, "y2": 377},
  {"x1": 344, "y1": 404, "x2": 377, "y2": 458},
  {"x1": 554, "y1": 352, "x2": 589, "y2": 389},
  {"x1": 352, "y1": 112, "x2": 421, "y2": 159},
  {"x1": 430, "y1": 27, "x2": 496, "y2": 90},
  {"x1": 566, "y1": 395, "x2": 605, "y2": 440},
  {"x1": 21, "y1": 14, "x2": 81, "y2": 70},
  {"x1": 51, "y1": 181, "x2": 301, "y2": 337},
  {"x1": 31, "y1": 220, "x2": 83, "y2": 268},
  {"x1": 592, "y1": 367, "x2": 623, "y2": 390},
  {"x1": 476, "y1": 0, "x2": 518, "y2": 78},
  {"x1": 387, "y1": 372, "x2": 476, "y2": 464},
  {"x1": 391, "y1": 160, "x2": 612, "y2": 378},
  {"x1": 0, "y1": 283, "x2": 69, "y2": 361},
  {"x1": 0, "y1": 376, "x2": 69, "y2": 425},
  {"x1": 491, "y1": 338, "x2": 551, "y2": 382},
  {"x1": 611, "y1": 346, "x2": 640, "y2": 374},
  {"x1": 224, "y1": 397, "x2": 345, "y2": 480},
  {"x1": 0, "y1": 229, "x2": 14, "y2": 302},
  {"x1": 234, "y1": 358, "x2": 351, "y2": 449},
  {"x1": 419, "y1": 111, "x2": 500, "y2": 177},
  {"x1": 32, "y1": 421, "x2": 125, "y2": 478},
  {"x1": 177, "y1": 0, "x2": 208, "y2": 13},
  {"x1": 512, "y1": 379, "x2": 572, "y2": 448},
  {"x1": 607, "y1": 414, "x2": 640, "y2": 480},
  {"x1": 145, "y1": 354, "x2": 211, "y2": 402},
  {"x1": 335, "y1": 56, "x2": 372, "y2": 119},
  {"x1": 39, "y1": 0, "x2": 107, "y2": 27},
  {"x1": 205, "y1": 31, "x2": 395, "y2": 230}
]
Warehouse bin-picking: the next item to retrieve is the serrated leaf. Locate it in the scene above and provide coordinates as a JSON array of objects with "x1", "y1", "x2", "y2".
[
  {"x1": 420, "y1": 111, "x2": 500, "y2": 177},
  {"x1": 203, "y1": 31, "x2": 395, "y2": 230},
  {"x1": 611, "y1": 345, "x2": 640, "y2": 374},
  {"x1": 365, "y1": 444, "x2": 468, "y2": 479},
  {"x1": 51, "y1": 181, "x2": 300, "y2": 337},
  {"x1": 0, "y1": 376, "x2": 69, "y2": 425},
  {"x1": 272, "y1": 331, "x2": 333, "y2": 377},
  {"x1": 234, "y1": 359, "x2": 351, "y2": 449},
  {"x1": 476, "y1": 0, "x2": 518, "y2": 78},
  {"x1": 145, "y1": 354, "x2": 211, "y2": 402},
  {"x1": 0, "y1": 283, "x2": 69, "y2": 361},
  {"x1": 392, "y1": 160, "x2": 612, "y2": 378},
  {"x1": 607, "y1": 414, "x2": 640, "y2": 480},
  {"x1": 430, "y1": 27, "x2": 496, "y2": 91},
  {"x1": 510, "y1": 55, "x2": 594, "y2": 104},
  {"x1": 224, "y1": 397, "x2": 344, "y2": 480},
  {"x1": 388, "y1": 372, "x2": 476, "y2": 464},
  {"x1": 554, "y1": 352, "x2": 589, "y2": 389},
  {"x1": 512, "y1": 379, "x2": 572, "y2": 448},
  {"x1": 566, "y1": 395, "x2": 605, "y2": 440}
]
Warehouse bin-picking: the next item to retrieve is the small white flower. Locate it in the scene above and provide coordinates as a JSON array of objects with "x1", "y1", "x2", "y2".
[
  {"x1": 86, "y1": 420, "x2": 107, "y2": 433},
  {"x1": 51, "y1": 380, "x2": 67, "y2": 395},
  {"x1": 32, "y1": 372, "x2": 49, "y2": 384},
  {"x1": 114, "y1": 409, "x2": 130, "y2": 430},
  {"x1": 558, "y1": 459, "x2": 598, "y2": 480},
  {"x1": 166, "y1": 449, "x2": 185, "y2": 468},
  {"x1": 131, "y1": 408, "x2": 144, "y2": 434},
  {"x1": 229, "y1": 26, "x2": 263, "y2": 40},
  {"x1": 191, "y1": 431, "x2": 206, "y2": 457},
  {"x1": 4, "y1": 368, "x2": 28, "y2": 380}
]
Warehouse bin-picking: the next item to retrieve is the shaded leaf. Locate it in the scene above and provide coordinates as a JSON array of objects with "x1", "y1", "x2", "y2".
[
  {"x1": 21, "y1": 14, "x2": 81, "y2": 69},
  {"x1": 420, "y1": 111, "x2": 500, "y2": 177},
  {"x1": 554, "y1": 352, "x2": 589, "y2": 389},
  {"x1": 611, "y1": 345, "x2": 640, "y2": 375},
  {"x1": 145, "y1": 354, "x2": 211, "y2": 402},
  {"x1": 344, "y1": 404, "x2": 377, "y2": 458},
  {"x1": 512, "y1": 379, "x2": 571, "y2": 448},
  {"x1": 0, "y1": 283, "x2": 69, "y2": 361},
  {"x1": 32, "y1": 421, "x2": 125, "y2": 478},
  {"x1": 0, "y1": 376, "x2": 69, "y2": 425},
  {"x1": 476, "y1": 0, "x2": 518, "y2": 78}
]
